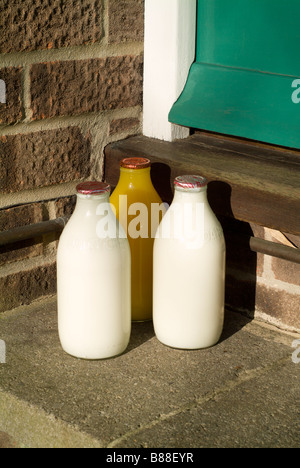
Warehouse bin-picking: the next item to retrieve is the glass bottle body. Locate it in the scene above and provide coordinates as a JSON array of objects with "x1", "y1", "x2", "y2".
[
  {"x1": 57, "y1": 186, "x2": 131, "y2": 359},
  {"x1": 110, "y1": 160, "x2": 165, "y2": 322},
  {"x1": 153, "y1": 178, "x2": 226, "y2": 349}
]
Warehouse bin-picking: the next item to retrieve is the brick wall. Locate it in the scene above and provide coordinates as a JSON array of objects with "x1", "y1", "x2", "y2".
[{"x1": 0, "y1": 0, "x2": 144, "y2": 312}]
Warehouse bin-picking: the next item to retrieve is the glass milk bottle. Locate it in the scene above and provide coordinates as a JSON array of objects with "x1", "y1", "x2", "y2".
[
  {"x1": 110, "y1": 158, "x2": 165, "y2": 322},
  {"x1": 153, "y1": 175, "x2": 226, "y2": 349},
  {"x1": 57, "y1": 181, "x2": 131, "y2": 359}
]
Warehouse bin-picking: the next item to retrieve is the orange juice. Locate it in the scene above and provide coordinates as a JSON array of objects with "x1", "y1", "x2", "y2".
[{"x1": 110, "y1": 158, "x2": 165, "y2": 321}]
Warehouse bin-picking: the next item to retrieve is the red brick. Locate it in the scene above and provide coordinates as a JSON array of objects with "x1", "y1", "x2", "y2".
[
  {"x1": 0, "y1": 262, "x2": 56, "y2": 313},
  {"x1": 255, "y1": 282, "x2": 300, "y2": 331},
  {"x1": 0, "y1": 204, "x2": 46, "y2": 231},
  {"x1": 30, "y1": 56, "x2": 143, "y2": 120},
  {"x1": 0, "y1": 0, "x2": 104, "y2": 54},
  {"x1": 0, "y1": 127, "x2": 91, "y2": 194},
  {"x1": 54, "y1": 196, "x2": 76, "y2": 219},
  {"x1": 226, "y1": 272, "x2": 300, "y2": 331},
  {"x1": 0, "y1": 67, "x2": 23, "y2": 125},
  {"x1": 272, "y1": 257, "x2": 300, "y2": 287},
  {"x1": 265, "y1": 229, "x2": 300, "y2": 286},
  {"x1": 109, "y1": 0, "x2": 144, "y2": 43}
]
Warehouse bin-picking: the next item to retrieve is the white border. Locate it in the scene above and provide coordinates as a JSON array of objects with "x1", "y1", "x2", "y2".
[{"x1": 143, "y1": 0, "x2": 197, "y2": 142}]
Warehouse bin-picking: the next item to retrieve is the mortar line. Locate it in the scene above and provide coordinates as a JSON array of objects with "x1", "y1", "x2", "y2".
[
  {"x1": 0, "y1": 181, "x2": 80, "y2": 211},
  {"x1": 0, "y1": 42, "x2": 144, "y2": 68},
  {"x1": 254, "y1": 309, "x2": 300, "y2": 336},
  {"x1": 0, "y1": 250, "x2": 57, "y2": 278},
  {"x1": 107, "y1": 355, "x2": 290, "y2": 448},
  {"x1": 22, "y1": 64, "x2": 32, "y2": 122},
  {"x1": 227, "y1": 266, "x2": 300, "y2": 295},
  {"x1": 103, "y1": 0, "x2": 110, "y2": 46},
  {"x1": 263, "y1": 228, "x2": 276, "y2": 281},
  {"x1": 0, "y1": 106, "x2": 142, "y2": 136},
  {"x1": 256, "y1": 274, "x2": 300, "y2": 295}
]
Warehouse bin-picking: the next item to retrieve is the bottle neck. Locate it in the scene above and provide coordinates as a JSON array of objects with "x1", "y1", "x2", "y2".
[
  {"x1": 118, "y1": 167, "x2": 152, "y2": 188},
  {"x1": 173, "y1": 187, "x2": 208, "y2": 204},
  {"x1": 75, "y1": 192, "x2": 110, "y2": 217}
]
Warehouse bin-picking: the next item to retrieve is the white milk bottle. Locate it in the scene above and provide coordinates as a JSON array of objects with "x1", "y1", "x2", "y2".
[
  {"x1": 153, "y1": 175, "x2": 226, "y2": 349},
  {"x1": 57, "y1": 181, "x2": 131, "y2": 359}
]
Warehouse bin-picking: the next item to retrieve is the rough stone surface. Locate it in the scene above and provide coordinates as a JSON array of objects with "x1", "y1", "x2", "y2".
[
  {"x1": 0, "y1": 127, "x2": 91, "y2": 194},
  {"x1": 0, "y1": 68, "x2": 23, "y2": 125},
  {"x1": 0, "y1": 0, "x2": 104, "y2": 53},
  {"x1": 0, "y1": 204, "x2": 46, "y2": 232},
  {"x1": 109, "y1": 0, "x2": 144, "y2": 43},
  {"x1": 0, "y1": 297, "x2": 299, "y2": 448},
  {"x1": 54, "y1": 196, "x2": 76, "y2": 219},
  {"x1": 0, "y1": 262, "x2": 56, "y2": 313},
  {"x1": 120, "y1": 363, "x2": 299, "y2": 448},
  {"x1": 30, "y1": 56, "x2": 144, "y2": 120},
  {"x1": 109, "y1": 117, "x2": 140, "y2": 136}
]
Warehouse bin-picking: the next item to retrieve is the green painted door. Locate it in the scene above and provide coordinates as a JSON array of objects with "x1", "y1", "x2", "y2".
[{"x1": 169, "y1": 0, "x2": 300, "y2": 149}]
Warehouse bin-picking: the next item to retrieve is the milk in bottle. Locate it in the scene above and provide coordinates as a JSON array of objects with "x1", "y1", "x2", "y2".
[
  {"x1": 57, "y1": 181, "x2": 131, "y2": 359},
  {"x1": 153, "y1": 175, "x2": 226, "y2": 349}
]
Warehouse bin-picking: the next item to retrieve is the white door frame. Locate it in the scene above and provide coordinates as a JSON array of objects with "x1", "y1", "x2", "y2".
[{"x1": 143, "y1": 0, "x2": 197, "y2": 142}]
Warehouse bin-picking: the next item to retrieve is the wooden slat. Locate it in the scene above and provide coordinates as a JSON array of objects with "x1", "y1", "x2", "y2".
[{"x1": 104, "y1": 134, "x2": 300, "y2": 235}]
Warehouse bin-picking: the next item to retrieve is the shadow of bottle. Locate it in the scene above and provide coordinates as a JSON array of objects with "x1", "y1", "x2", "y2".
[{"x1": 208, "y1": 181, "x2": 257, "y2": 341}]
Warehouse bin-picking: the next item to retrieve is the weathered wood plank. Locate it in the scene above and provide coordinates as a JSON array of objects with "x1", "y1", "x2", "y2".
[{"x1": 104, "y1": 135, "x2": 300, "y2": 235}]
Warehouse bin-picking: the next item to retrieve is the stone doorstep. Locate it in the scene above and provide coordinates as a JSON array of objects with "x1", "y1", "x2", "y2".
[{"x1": 0, "y1": 296, "x2": 299, "y2": 449}]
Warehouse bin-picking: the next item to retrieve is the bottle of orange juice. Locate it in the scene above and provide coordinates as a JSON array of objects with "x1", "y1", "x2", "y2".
[{"x1": 110, "y1": 158, "x2": 166, "y2": 322}]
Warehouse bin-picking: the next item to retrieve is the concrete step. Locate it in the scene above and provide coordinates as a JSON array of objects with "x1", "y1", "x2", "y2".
[{"x1": 0, "y1": 296, "x2": 299, "y2": 448}]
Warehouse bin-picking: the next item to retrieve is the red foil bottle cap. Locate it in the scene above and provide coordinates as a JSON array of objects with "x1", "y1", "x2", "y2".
[
  {"x1": 76, "y1": 181, "x2": 111, "y2": 195},
  {"x1": 120, "y1": 157, "x2": 151, "y2": 169},
  {"x1": 174, "y1": 175, "x2": 208, "y2": 190}
]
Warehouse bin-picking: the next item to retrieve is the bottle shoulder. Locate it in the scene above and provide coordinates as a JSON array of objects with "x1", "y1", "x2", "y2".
[
  {"x1": 111, "y1": 179, "x2": 163, "y2": 202},
  {"x1": 58, "y1": 209, "x2": 128, "y2": 243},
  {"x1": 156, "y1": 200, "x2": 224, "y2": 247}
]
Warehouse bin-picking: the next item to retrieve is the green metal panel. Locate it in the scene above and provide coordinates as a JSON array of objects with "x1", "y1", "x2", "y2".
[{"x1": 169, "y1": 0, "x2": 300, "y2": 149}]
